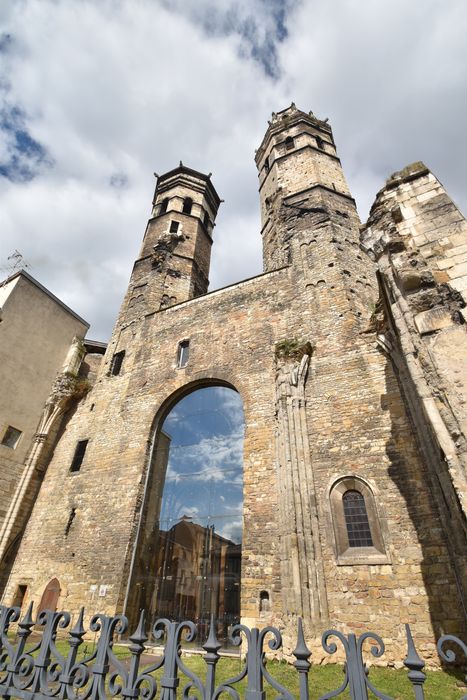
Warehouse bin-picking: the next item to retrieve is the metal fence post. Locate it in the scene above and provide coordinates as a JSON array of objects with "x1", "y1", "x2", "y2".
[
  {"x1": 403, "y1": 624, "x2": 426, "y2": 700},
  {"x1": 203, "y1": 616, "x2": 221, "y2": 700},
  {"x1": 293, "y1": 618, "x2": 312, "y2": 700}
]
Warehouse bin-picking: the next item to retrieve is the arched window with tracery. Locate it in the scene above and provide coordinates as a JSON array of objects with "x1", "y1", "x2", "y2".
[
  {"x1": 342, "y1": 490, "x2": 373, "y2": 547},
  {"x1": 329, "y1": 477, "x2": 388, "y2": 565}
]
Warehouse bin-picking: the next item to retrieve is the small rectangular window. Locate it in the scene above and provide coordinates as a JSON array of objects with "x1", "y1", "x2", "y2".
[
  {"x1": 1, "y1": 426, "x2": 22, "y2": 449},
  {"x1": 110, "y1": 350, "x2": 125, "y2": 376},
  {"x1": 177, "y1": 340, "x2": 190, "y2": 368},
  {"x1": 70, "y1": 439, "x2": 88, "y2": 473},
  {"x1": 170, "y1": 220, "x2": 180, "y2": 233}
]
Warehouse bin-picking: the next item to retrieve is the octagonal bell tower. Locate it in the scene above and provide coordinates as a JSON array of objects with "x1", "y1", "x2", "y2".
[
  {"x1": 117, "y1": 165, "x2": 221, "y2": 328},
  {"x1": 255, "y1": 103, "x2": 360, "y2": 272}
]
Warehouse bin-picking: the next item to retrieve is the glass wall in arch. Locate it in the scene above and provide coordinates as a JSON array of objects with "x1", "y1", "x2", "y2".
[{"x1": 128, "y1": 385, "x2": 244, "y2": 644}]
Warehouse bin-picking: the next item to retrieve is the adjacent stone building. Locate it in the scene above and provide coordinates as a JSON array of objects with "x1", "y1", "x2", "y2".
[
  {"x1": 1, "y1": 105, "x2": 466, "y2": 660},
  {"x1": 0, "y1": 270, "x2": 91, "y2": 593}
]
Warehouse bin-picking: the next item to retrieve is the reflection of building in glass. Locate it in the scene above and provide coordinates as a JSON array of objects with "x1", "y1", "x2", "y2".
[
  {"x1": 126, "y1": 430, "x2": 171, "y2": 621},
  {"x1": 154, "y1": 518, "x2": 240, "y2": 631},
  {"x1": 126, "y1": 393, "x2": 243, "y2": 642}
]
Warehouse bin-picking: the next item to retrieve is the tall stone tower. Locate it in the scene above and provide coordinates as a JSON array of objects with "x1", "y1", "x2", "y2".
[
  {"x1": 119, "y1": 165, "x2": 221, "y2": 323},
  {"x1": 257, "y1": 103, "x2": 357, "y2": 266},
  {"x1": 256, "y1": 103, "x2": 376, "y2": 327}
]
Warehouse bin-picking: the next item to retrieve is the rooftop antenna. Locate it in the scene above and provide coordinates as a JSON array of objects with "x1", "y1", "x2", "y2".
[{"x1": 0, "y1": 250, "x2": 32, "y2": 278}]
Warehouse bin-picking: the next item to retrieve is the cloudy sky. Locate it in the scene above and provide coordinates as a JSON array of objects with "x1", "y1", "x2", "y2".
[
  {"x1": 1, "y1": 0, "x2": 466, "y2": 340},
  {"x1": 160, "y1": 386, "x2": 244, "y2": 544}
]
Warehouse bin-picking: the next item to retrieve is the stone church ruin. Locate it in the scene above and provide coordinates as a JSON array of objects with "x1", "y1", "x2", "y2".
[{"x1": 1, "y1": 104, "x2": 466, "y2": 660}]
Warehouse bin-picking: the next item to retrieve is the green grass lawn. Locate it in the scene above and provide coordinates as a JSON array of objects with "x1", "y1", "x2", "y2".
[
  {"x1": 176, "y1": 655, "x2": 466, "y2": 700},
  {"x1": 12, "y1": 639, "x2": 466, "y2": 698}
]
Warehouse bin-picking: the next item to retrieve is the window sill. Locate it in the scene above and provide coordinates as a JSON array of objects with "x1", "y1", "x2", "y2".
[{"x1": 336, "y1": 547, "x2": 390, "y2": 566}]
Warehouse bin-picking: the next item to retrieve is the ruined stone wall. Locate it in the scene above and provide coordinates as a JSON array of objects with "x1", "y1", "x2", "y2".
[
  {"x1": 5, "y1": 222, "x2": 464, "y2": 660},
  {"x1": 3, "y1": 113, "x2": 466, "y2": 664},
  {"x1": 360, "y1": 162, "x2": 467, "y2": 612}
]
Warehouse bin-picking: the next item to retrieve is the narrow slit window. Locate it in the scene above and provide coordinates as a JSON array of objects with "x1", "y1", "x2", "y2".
[
  {"x1": 1, "y1": 426, "x2": 22, "y2": 449},
  {"x1": 343, "y1": 490, "x2": 373, "y2": 547},
  {"x1": 110, "y1": 350, "x2": 125, "y2": 376},
  {"x1": 203, "y1": 211, "x2": 210, "y2": 228},
  {"x1": 182, "y1": 197, "x2": 193, "y2": 215},
  {"x1": 159, "y1": 198, "x2": 168, "y2": 215},
  {"x1": 70, "y1": 439, "x2": 88, "y2": 473},
  {"x1": 177, "y1": 340, "x2": 190, "y2": 368},
  {"x1": 285, "y1": 136, "x2": 294, "y2": 151},
  {"x1": 65, "y1": 508, "x2": 76, "y2": 536},
  {"x1": 264, "y1": 157, "x2": 270, "y2": 172},
  {"x1": 170, "y1": 220, "x2": 180, "y2": 234}
]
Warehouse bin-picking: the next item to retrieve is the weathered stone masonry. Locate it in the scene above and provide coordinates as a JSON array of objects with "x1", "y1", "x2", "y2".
[{"x1": 2, "y1": 105, "x2": 466, "y2": 662}]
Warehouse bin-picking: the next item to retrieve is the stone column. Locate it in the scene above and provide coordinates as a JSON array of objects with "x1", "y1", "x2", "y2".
[{"x1": 275, "y1": 347, "x2": 328, "y2": 625}]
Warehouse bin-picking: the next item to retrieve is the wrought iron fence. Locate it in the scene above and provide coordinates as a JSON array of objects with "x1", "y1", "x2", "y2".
[{"x1": 0, "y1": 603, "x2": 465, "y2": 700}]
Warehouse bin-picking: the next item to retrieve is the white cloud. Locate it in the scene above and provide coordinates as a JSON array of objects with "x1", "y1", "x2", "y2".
[{"x1": 1, "y1": 0, "x2": 466, "y2": 341}]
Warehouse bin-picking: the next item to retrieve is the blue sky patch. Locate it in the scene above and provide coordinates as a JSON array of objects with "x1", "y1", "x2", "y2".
[
  {"x1": 0, "y1": 33, "x2": 13, "y2": 54},
  {"x1": 0, "y1": 104, "x2": 53, "y2": 182},
  {"x1": 110, "y1": 172, "x2": 129, "y2": 189},
  {"x1": 161, "y1": 0, "x2": 297, "y2": 79}
]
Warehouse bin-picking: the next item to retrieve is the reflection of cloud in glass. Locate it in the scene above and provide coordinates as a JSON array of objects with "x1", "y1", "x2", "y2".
[
  {"x1": 158, "y1": 387, "x2": 244, "y2": 545},
  {"x1": 216, "y1": 518, "x2": 243, "y2": 544}
]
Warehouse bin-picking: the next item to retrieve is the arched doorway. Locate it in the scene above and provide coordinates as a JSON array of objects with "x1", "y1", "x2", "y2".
[
  {"x1": 127, "y1": 385, "x2": 244, "y2": 643},
  {"x1": 37, "y1": 577, "x2": 61, "y2": 614}
]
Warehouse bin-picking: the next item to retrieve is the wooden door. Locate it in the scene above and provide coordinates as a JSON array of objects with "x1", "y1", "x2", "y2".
[{"x1": 37, "y1": 577, "x2": 61, "y2": 614}]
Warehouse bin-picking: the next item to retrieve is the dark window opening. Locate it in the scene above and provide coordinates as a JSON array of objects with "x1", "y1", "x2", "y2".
[
  {"x1": 264, "y1": 157, "x2": 270, "y2": 172},
  {"x1": 177, "y1": 340, "x2": 190, "y2": 368},
  {"x1": 170, "y1": 220, "x2": 180, "y2": 234},
  {"x1": 259, "y1": 590, "x2": 270, "y2": 612},
  {"x1": 110, "y1": 350, "x2": 125, "y2": 376},
  {"x1": 159, "y1": 198, "x2": 168, "y2": 215},
  {"x1": 65, "y1": 508, "x2": 76, "y2": 536},
  {"x1": 70, "y1": 439, "x2": 88, "y2": 473},
  {"x1": 316, "y1": 136, "x2": 325, "y2": 150},
  {"x1": 203, "y1": 211, "x2": 210, "y2": 228},
  {"x1": 182, "y1": 197, "x2": 193, "y2": 215},
  {"x1": 285, "y1": 136, "x2": 294, "y2": 151},
  {"x1": 1, "y1": 425, "x2": 22, "y2": 449},
  {"x1": 11, "y1": 584, "x2": 27, "y2": 608},
  {"x1": 343, "y1": 490, "x2": 373, "y2": 547}
]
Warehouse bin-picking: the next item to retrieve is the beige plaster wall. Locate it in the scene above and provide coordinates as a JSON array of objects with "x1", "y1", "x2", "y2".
[{"x1": 0, "y1": 274, "x2": 88, "y2": 533}]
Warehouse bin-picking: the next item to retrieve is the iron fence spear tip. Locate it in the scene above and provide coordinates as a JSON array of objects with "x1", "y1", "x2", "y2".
[
  {"x1": 293, "y1": 617, "x2": 311, "y2": 660},
  {"x1": 404, "y1": 624, "x2": 425, "y2": 671},
  {"x1": 204, "y1": 613, "x2": 221, "y2": 653},
  {"x1": 20, "y1": 601, "x2": 34, "y2": 627},
  {"x1": 130, "y1": 609, "x2": 148, "y2": 645},
  {"x1": 70, "y1": 606, "x2": 85, "y2": 636}
]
